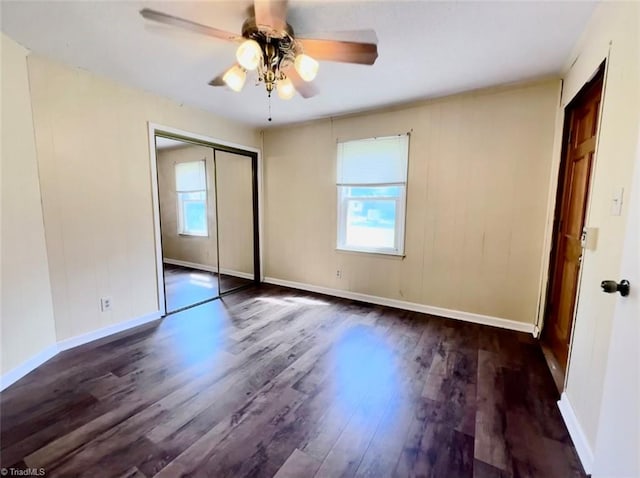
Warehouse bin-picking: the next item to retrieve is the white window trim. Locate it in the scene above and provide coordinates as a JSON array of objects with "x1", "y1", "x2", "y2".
[
  {"x1": 336, "y1": 185, "x2": 407, "y2": 256},
  {"x1": 177, "y1": 193, "x2": 208, "y2": 237},
  {"x1": 335, "y1": 134, "x2": 409, "y2": 256}
]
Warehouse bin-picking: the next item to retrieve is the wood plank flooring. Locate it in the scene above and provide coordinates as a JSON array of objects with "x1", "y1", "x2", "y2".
[
  {"x1": 0, "y1": 285, "x2": 586, "y2": 477},
  {"x1": 163, "y1": 264, "x2": 252, "y2": 312}
]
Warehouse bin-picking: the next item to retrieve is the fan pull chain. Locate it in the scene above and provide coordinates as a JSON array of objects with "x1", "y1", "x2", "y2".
[{"x1": 268, "y1": 92, "x2": 272, "y2": 122}]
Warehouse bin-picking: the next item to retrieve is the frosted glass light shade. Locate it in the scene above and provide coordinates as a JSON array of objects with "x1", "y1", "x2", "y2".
[
  {"x1": 294, "y1": 54, "x2": 319, "y2": 82},
  {"x1": 236, "y1": 39, "x2": 262, "y2": 70},
  {"x1": 223, "y1": 65, "x2": 246, "y2": 92},
  {"x1": 277, "y1": 77, "x2": 295, "y2": 100}
]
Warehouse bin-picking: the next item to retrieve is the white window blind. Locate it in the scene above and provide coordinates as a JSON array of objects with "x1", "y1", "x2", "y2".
[
  {"x1": 175, "y1": 160, "x2": 206, "y2": 192},
  {"x1": 337, "y1": 135, "x2": 409, "y2": 185}
]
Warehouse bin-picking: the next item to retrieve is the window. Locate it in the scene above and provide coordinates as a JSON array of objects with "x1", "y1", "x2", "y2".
[
  {"x1": 337, "y1": 135, "x2": 409, "y2": 255},
  {"x1": 175, "y1": 160, "x2": 208, "y2": 236}
]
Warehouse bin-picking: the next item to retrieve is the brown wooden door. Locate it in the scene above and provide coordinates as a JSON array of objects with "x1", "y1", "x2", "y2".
[{"x1": 544, "y1": 70, "x2": 603, "y2": 371}]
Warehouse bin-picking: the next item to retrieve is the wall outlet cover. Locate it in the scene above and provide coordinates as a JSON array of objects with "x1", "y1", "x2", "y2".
[{"x1": 100, "y1": 297, "x2": 112, "y2": 312}]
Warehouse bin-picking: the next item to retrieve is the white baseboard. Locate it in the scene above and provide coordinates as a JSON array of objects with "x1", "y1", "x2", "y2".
[
  {"x1": 2, "y1": 277, "x2": 533, "y2": 391},
  {"x1": 0, "y1": 344, "x2": 59, "y2": 391},
  {"x1": 263, "y1": 277, "x2": 535, "y2": 334},
  {"x1": 57, "y1": 311, "x2": 162, "y2": 352},
  {"x1": 558, "y1": 392, "x2": 594, "y2": 475},
  {"x1": 163, "y1": 258, "x2": 254, "y2": 280},
  {"x1": 1, "y1": 311, "x2": 162, "y2": 391},
  {"x1": 219, "y1": 268, "x2": 254, "y2": 281},
  {"x1": 163, "y1": 257, "x2": 214, "y2": 272}
]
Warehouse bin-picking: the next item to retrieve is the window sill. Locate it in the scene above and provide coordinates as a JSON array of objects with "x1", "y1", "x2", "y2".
[
  {"x1": 336, "y1": 247, "x2": 405, "y2": 259},
  {"x1": 178, "y1": 233, "x2": 209, "y2": 238}
]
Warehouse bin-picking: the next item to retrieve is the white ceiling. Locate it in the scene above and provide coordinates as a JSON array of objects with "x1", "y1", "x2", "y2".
[
  {"x1": 1, "y1": 1, "x2": 596, "y2": 127},
  {"x1": 155, "y1": 136, "x2": 188, "y2": 149}
]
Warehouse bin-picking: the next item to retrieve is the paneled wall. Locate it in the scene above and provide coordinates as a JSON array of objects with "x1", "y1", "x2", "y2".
[
  {"x1": 263, "y1": 80, "x2": 560, "y2": 326},
  {"x1": 27, "y1": 54, "x2": 260, "y2": 341},
  {"x1": 1, "y1": 34, "x2": 57, "y2": 374},
  {"x1": 216, "y1": 150, "x2": 255, "y2": 277}
]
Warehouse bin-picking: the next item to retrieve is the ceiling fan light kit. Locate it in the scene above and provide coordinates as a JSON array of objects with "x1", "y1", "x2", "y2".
[
  {"x1": 294, "y1": 54, "x2": 319, "y2": 82},
  {"x1": 235, "y1": 39, "x2": 262, "y2": 70},
  {"x1": 223, "y1": 22, "x2": 317, "y2": 99},
  {"x1": 277, "y1": 76, "x2": 295, "y2": 100},
  {"x1": 222, "y1": 64, "x2": 247, "y2": 92},
  {"x1": 140, "y1": 0, "x2": 378, "y2": 108}
]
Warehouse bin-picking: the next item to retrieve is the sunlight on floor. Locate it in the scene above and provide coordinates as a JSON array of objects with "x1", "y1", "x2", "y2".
[
  {"x1": 331, "y1": 327, "x2": 399, "y2": 414},
  {"x1": 188, "y1": 278, "x2": 215, "y2": 289},
  {"x1": 285, "y1": 296, "x2": 329, "y2": 306},
  {"x1": 256, "y1": 296, "x2": 329, "y2": 306}
]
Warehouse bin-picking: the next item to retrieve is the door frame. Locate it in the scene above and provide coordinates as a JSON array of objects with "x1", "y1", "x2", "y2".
[
  {"x1": 147, "y1": 122, "x2": 263, "y2": 316},
  {"x1": 537, "y1": 61, "x2": 607, "y2": 376}
]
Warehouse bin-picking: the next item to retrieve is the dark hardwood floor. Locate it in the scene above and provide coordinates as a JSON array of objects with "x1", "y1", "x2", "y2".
[
  {"x1": 0, "y1": 285, "x2": 585, "y2": 477},
  {"x1": 163, "y1": 264, "x2": 253, "y2": 312}
]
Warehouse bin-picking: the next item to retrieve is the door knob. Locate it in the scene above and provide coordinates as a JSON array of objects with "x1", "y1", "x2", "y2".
[{"x1": 601, "y1": 279, "x2": 630, "y2": 297}]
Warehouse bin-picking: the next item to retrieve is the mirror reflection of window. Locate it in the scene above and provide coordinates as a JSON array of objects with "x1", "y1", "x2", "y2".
[
  {"x1": 156, "y1": 139, "x2": 218, "y2": 312},
  {"x1": 175, "y1": 160, "x2": 208, "y2": 237},
  {"x1": 155, "y1": 134, "x2": 257, "y2": 311}
]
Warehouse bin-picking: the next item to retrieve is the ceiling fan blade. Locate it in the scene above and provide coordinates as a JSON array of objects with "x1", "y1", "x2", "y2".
[
  {"x1": 254, "y1": 0, "x2": 289, "y2": 31},
  {"x1": 284, "y1": 67, "x2": 318, "y2": 99},
  {"x1": 140, "y1": 8, "x2": 238, "y2": 42},
  {"x1": 296, "y1": 29, "x2": 378, "y2": 44},
  {"x1": 297, "y1": 38, "x2": 378, "y2": 65}
]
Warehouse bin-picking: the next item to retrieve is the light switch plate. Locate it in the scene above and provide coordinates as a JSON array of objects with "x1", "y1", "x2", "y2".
[{"x1": 582, "y1": 227, "x2": 599, "y2": 251}]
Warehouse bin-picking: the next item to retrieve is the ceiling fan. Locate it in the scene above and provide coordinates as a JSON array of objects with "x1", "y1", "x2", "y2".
[{"x1": 140, "y1": 0, "x2": 378, "y2": 102}]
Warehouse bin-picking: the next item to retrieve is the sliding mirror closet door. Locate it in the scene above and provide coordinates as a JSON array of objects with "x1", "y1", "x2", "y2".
[
  {"x1": 215, "y1": 150, "x2": 256, "y2": 294},
  {"x1": 156, "y1": 137, "x2": 219, "y2": 312}
]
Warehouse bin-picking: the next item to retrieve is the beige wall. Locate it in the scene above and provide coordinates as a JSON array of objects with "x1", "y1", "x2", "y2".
[
  {"x1": 0, "y1": 34, "x2": 57, "y2": 374},
  {"x1": 559, "y1": 1, "x2": 640, "y2": 452},
  {"x1": 216, "y1": 150, "x2": 255, "y2": 277},
  {"x1": 158, "y1": 144, "x2": 218, "y2": 268},
  {"x1": 27, "y1": 54, "x2": 260, "y2": 341},
  {"x1": 263, "y1": 80, "x2": 560, "y2": 325}
]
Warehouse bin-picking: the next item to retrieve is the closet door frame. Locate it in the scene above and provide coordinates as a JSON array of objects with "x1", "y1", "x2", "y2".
[{"x1": 148, "y1": 123, "x2": 262, "y2": 316}]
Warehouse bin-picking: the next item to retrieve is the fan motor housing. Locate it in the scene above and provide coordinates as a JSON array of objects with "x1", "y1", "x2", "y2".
[
  {"x1": 241, "y1": 17, "x2": 297, "y2": 74},
  {"x1": 241, "y1": 17, "x2": 295, "y2": 39}
]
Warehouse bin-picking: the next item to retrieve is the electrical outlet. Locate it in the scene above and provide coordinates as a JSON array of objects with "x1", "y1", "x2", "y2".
[
  {"x1": 336, "y1": 269, "x2": 342, "y2": 279},
  {"x1": 100, "y1": 297, "x2": 112, "y2": 312}
]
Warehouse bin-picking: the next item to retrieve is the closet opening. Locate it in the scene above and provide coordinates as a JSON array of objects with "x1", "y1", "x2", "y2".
[{"x1": 149, "y1": 125, "x2": 260, "y2": 315}]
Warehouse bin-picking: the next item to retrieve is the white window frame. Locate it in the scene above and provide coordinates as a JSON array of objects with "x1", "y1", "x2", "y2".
[
  {"x1": 176, "y1": 160, "x2": 208, "y2": 237},
  {"x1": 336, "y1": 135, "x2": 409, "y2": 256}
]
